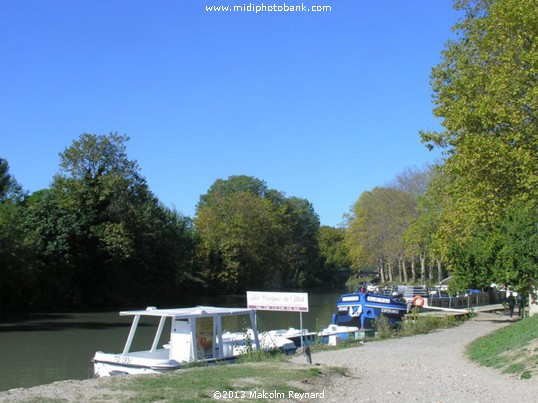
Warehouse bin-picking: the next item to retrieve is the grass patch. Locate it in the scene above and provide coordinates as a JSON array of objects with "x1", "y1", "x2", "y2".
[
  {"x1": 117, "y1": 360, "x2": 340, "y2": 402},
  {"x1": 235, "y1": 348, "x2": 290, "y2": 363},
  {"x1": 366, "y1": 308, "x2": 465, "y2": 341},
  {"x1": 397, "y1": 308, "x2": 463, "y2": 337},
  {"x1": 467, "y1": 314, "x2": 538, "y2": 379},
  {"x1": 521, "y1": 371, "x2": 532, "y2": 380},
  {"x1": 504, "y1": 363, "x2": 525, "y2": 374}
]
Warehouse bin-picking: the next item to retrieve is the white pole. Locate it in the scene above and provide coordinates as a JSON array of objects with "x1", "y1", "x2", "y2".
[
  {"x1": 123, "y1": 315, "x2": 140, "y2": 355},
  {"x1": 300, "y1": 312, "x2": 303, "y2": 349}
]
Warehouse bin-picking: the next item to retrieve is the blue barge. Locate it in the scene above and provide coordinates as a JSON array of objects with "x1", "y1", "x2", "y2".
[{"x1": 332, "y1": 291, "x2": 410, "y2": 330}]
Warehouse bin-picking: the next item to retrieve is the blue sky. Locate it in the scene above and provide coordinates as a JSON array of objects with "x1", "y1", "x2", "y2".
[{"x1": 2, "y1": 1, "x2": 459, "y2": 227}]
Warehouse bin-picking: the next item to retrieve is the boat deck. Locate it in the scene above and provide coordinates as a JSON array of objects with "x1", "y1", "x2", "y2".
[
  {"x1": 124, "y1": 349, "x2": 170, "y2": 360},
  {"x1": 407, "y1": 303, "x2": 506, "y2": 320}
]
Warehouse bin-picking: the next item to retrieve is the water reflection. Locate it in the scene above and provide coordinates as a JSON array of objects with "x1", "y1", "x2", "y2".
[{"x1": 0, "y1": 287, "x2": 348, "y2": 391}]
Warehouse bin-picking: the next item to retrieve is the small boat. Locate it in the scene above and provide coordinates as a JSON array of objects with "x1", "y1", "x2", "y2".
[
  {"x1": 266, "y1": 328, "x2": 318, "y2": 348},
  {"x1": 222, "y1": 329, "x2": 298, "y2": 355},
  {"x1": 332, "y1": 290, "x2": 410, "y2": 330},
  {"x1": 92, "y1": 306, "x2": 260, "y2": 377},
  {"x1": 318, "y1": 324, "x2": 360, "y2": 344}
]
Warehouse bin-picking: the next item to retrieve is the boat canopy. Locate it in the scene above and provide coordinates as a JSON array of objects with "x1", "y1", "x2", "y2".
[{"x1": 119, "y1": 306, "x2": 256, "y2": 318}]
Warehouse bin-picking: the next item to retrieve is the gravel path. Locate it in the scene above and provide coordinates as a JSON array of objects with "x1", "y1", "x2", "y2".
[
  {"x1": 291, "y1": 311, "x2": 538, "y2": 402},
  {"x1": 1, "y1": 311, "x2": 536, "y2": 402}
]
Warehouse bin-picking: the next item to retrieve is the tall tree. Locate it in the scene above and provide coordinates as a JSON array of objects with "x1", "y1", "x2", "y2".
[
  {"x1": 280, "y1": 196, "x2": 322, "y2": 287},
  {"x1": 27, "y1": 133, "x2": 197, "y2": 308},
  {"x1": 346, "y1": 187, "x2": 418, "y2": 282},
  {"x1": 195, "y1": 175, "x2": 323, "y2": 291},
  {"x1": 0, "y1": 158, "x2": 24, "y2": 202},
  {"x1": 420, "y1": 0, "x2": 538, "y2": 291},
  {"x1": 0, "y1": 160, "x2": 29, "y2": 315},
  {"x1": 196, "y1": 189, "x2": 288, "y2": 291},
  {"x1": 421, "y1": 0, "x2": 538, "y2": 236},
  {"x1": 318, "y1": 225, "x2": 351, "y2": 285}
]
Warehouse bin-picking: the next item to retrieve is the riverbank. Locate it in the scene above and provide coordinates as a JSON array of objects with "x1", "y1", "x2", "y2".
[{"x1": 1, "y1": 311, "x2": 536, "y2": 402}]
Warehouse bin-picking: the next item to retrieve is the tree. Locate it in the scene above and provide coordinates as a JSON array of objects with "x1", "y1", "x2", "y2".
[
  {"x1": 0, "y1": 159, "x2": 31, "y2": 316},
  {"x1": 318, "y1": 226, "x2": 350, "y2": 270},
  {"x1": 446, "y1": 200, "x2": 538, "y2": 293},
  {"x1": 197, "y1": 175, "x2": 269, "y2": 209},
  {"x1": 318, "y1": 225, "x2": 351, "y2": 285},
  {"x1": 0, "y1": 158, "x2": 24, "y2": 202},
  {"x1": 22, "y1": 189, "x2": 81, "y2": 308},
  {"x1": 196, "y1": 190, "x2": 288, "y2": 291},
  {"x1": 388, "y1": 164, "x2": 434, "y2": 197},
  {"x1": 279, "y1": 196, "x2": 322, "y2": 287},
  {"x1": 420, "y1": 0, "x2": 538, "y2": 291},
  {"x1": 194, "y1": 175, "x2": 324, "y2": 291},
  {"x1": 346, "y1": 187, "x2": 418, "y2": 282},
  {"x1": 401, "y1": 168, "x2": 448, "y2": 285},
  {"x1": 27, "y1": 132, "x2": 197, "y2": 308},
  {"x1": 421, "y1": 0, "x2": 538, "y2": 236}
]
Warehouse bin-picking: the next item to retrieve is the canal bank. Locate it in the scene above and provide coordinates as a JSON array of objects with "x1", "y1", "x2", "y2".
[
  {"x1": 1, "y1": 311, "x2": 535, "y2": 403},
  {"x1": 0, "y1": 289, "x2": 347, "y2": 391}
]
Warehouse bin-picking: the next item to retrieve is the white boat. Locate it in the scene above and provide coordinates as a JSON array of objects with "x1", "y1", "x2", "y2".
[
  {"x1": 318, "y1": 324, "x2": 360, "y2": 344},
  {"x1": 92, "y1": 306, "x2": 260, "y2": 377},
  {"x1": 266, "y1": 328, "x2": 317, "y2": 348},
  {"x1": 221, "y1": 329, "x2": 297, "y2": 355}
]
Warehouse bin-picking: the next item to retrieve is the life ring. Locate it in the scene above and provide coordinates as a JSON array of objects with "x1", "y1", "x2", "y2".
[{"x1": 412, "y1": 296, "x2": 424, "y2": 307}]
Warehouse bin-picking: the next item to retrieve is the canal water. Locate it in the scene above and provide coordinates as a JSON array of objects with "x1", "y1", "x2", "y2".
[{"x1": 0, "y1": 287, "x2": 350, "y2": 392}]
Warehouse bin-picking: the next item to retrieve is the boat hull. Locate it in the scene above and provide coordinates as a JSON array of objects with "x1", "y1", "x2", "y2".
[
  {"x1": 318, "y1": 324, "x2": 360, "y2": 344},
  {"x1": 266, "y1": 328, "x2": 317, "y2": 348},
  {"x1": 92, "y1": 306, "x2": 261, "y2": 378},
  {"x1": 332, "y1": 292, "x2": 408, "y2": 329},
  {"x1": 92, "y1": 351, "x2": 182, "y2": 377}
]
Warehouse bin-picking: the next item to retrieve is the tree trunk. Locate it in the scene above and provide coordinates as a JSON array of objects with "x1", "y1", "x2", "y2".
[
  {"x1": 387, "y1": 261, "x2": 393, "y2": 283},
  {"x1": 402, "y1": 258, "x2": 408, "y2": 284},
  {"x1": 420, "y1": 252, "x2": 426, "y2": 285},
  {"x1": 411, "y1": 256, "x2": 417, "y2": 283},
  {"x1": 398, "y1": 256, "x2": 403, "y2": 284},
  {"x1": 378, "y1": 259, "x2": 385, "y2": 283},
  {"x1": 437, "y1": 259, "x2": 443, "y2": 282}
]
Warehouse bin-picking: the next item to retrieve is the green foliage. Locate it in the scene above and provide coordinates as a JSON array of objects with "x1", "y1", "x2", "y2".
[
  {"x1": 521, "y1": 371, "x2": 532, "y2": 380},
  {"x1": 0, "y1": 158, "x2": 25, "y2": 203},
  {"x1": 0, "y1": 199, "x2": 32, "y2": 314},
  {"x1": 0, "y1": 159, "x2": 31, "y2": 315},
  {"x1": 196, "y1": 189, "x2": 289, "y2": 291},
  {"x1": 318, "y1": 226, "x2": 350, "y2": 269},
  {"x1": 15, "y1": 133, "x2": 197, "y2": 311},
  {"x1": 399, "y1": 311, "x2": 459, "y2": 337},
  {"x1": 419, "y1": 0, "x2": 538, "y2": 291},
  {"x1": 446, "y1": 200, "x2": 538, "y2": 292},
  {"x1": 195, "y1": 175, "x2": 324, "y2": 292},
  {"x1": 318, "y1": 226, "x2": 352, "y2": 284},
  {"x1": 345, "y1": 186, "x2": 419, "y2": 281},
  {"x1": 374, "y1": 316, "x2": 392, "y2": 339},
  {"x1": 365, "y1": 311, "x2": 463, "y2": 341},
  {"x1": 236, "y1": 347, "x2": 287, "y2": 363}
]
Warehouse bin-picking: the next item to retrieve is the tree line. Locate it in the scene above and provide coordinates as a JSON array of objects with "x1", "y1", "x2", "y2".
[
  {"x1": 345, "y1": 0, "x2": 538, "y2": 295},
  {"x1": 0, "y1": 134, "x2": 350, "y2": 316},
  {"x1": 2, "y1": 0, "x2": 537, "y2": 315}
]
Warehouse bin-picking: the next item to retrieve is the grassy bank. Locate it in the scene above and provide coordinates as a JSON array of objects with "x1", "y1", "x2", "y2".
[
  {"x1": 467, "y1": 314, "x2": 538, "y2": 379},
  {"x1": 110, "y1": 359, "x2": 343, "y2": 402}
]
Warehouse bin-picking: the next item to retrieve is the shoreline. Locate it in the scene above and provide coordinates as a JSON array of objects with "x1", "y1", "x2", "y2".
[{"x1": 2, "y1": 312, "x2": 536, "y2": 402}]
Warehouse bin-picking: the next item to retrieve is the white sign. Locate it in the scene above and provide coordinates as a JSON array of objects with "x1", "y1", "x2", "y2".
[{"x1": 247, "y1": 291, "x2": 309, "y2": 312}]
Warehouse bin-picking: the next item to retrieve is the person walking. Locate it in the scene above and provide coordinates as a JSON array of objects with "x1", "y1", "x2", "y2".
[
  {"x1": 518, "y1": 293, "x2": 526, "y2": 318},
  {"x1": 507, "y1": 292, "x2": 516, "y2": 318}
]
